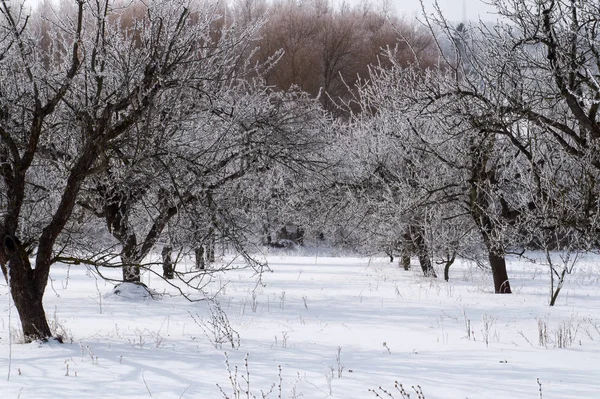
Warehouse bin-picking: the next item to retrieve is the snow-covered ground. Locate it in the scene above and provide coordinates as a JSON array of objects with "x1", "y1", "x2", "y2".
[{"x1": 1, "y1": 253, "x2": 599, "y2": 398}]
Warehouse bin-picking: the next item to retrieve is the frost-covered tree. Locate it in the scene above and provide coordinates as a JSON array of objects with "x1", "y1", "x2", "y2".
[
  {"x1": 83, "y1": 81, "x2": 328, "y2": 284},
  {"x1": 70, "y1": 4, "x2": 291, "y2": 283},
  {"x1": 0, "y1": 0, "x2": 111, "y2": 341},
  {"x1": 402, "y1": 0, "x2": 600, "y2": 292},
  {"x1": 1, "y1": 0, "x2": 322, "y2": 341},
  {"x1": 339, "y1": 35, "x2": 538, "y2": 291}
]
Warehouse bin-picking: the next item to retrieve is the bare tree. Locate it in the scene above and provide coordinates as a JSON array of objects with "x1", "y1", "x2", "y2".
[
  {"x1": 406, "y1": 0, "x2": 600, "y2": 292},
  {"x1": 254, "y1": 0, "x2": 435, "y2": 114},
  {"x1": 0, "y1": 0, "x2": 291, "y2": 341}
]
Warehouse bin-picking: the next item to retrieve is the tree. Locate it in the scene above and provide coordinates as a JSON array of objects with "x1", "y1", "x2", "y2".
[
  {"x1": 337, "y1": 32, "x2": 537, "y2": 291},
  {"x1": 329, "y1": 82, "x2": 452, "y2": 277},
  {"x1": 406, "y1": 0, "x2": 600, "y2": 292},
  {"x1": 86, "y1": 80, "x2": 329, "y2": 284},
  {"x1": 254, "y1": 0, "x2": 436, "y2": 114},
  {"x1": 73, "y1": 4, "x2": 273, "y2": 283},
  {"x1": 0, "y1": 0, "x2": 286, "y2": 342}
]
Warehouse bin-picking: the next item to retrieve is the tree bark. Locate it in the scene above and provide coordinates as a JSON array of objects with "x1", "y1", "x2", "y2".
[
  {"x1": 400, "y1": 230, "x2": 412, "y2": 270},
  {"x1": 162, "y1": 246, "x2": 174, "y2": 279},
  {"x1": 468, "y1": 134, "x2": 512, "y2": 294},
  {"x1": 194, "y1": 246, "x2": 205, "y2": 270},
  {"x1": 412, "y1": 227, "x2": 437, "y2": 278},
  {"x1": 401, "y1": 254, "x2": 411, "y2": 270},
  {"x1": 122, "y1": 265, "x2": 141, "y2": 282},
  {"x1": 121, "y1": 252, "x2": 141, "y2": 283},
  {"x1": 489, "y1": 251, "x2": 511, "y2": 294},
  {"x1": 443, "y1": 257, "x2": 455, "y2": 282},
  {"x1": 3, "y1": 240, "x2": 51, "y2": 341},
  {"x1": 549, "y1": 267, "x2": 567, "y2": 306},
  {"x1": 205, "y1": 233, "x2": 215, "y2": 263},
  {"x1": 417, "y1": 252, "x2": 436, "y2": 277}
]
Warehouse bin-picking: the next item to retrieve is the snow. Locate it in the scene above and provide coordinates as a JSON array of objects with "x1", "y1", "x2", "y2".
[
  {"x1": 1, "y1": 254, "x2": 600, "y2": 398},
  {"x1": 106, "y1": 282, "x2": 162, "y2": 301}
]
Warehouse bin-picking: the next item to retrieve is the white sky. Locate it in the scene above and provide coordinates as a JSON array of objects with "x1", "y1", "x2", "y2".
[
  {"x1": 22, "y1": 0, "x2": 498, "y2": 23},
  {"x1": 336, "y1": 0, "x2": 498, "y2": 22}
]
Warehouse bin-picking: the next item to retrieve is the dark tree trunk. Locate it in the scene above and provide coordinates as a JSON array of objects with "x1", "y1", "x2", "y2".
[
  {"x1": 417, "y1": 252, "x2": 436, "y2": 277},
  {"x1": 122, "y1": 252, "x2": 141, "y2": 283},
  {"x1": 297, "y1": 227, "x2": 305, "y2": 246},
  {"x1": 122, "y1": 265, "x2": 141, "y2": 282},
  {"x1": 467, "y1": 133, "x2": 513, "y2": 294},
  {"x1": 489, "y1": 251, "x2": 511, "y2": 293},
  {"x1": 400, "y1": 230, "x2": 413, "y2": 271},
  {"x1": 205, "y1": 234, "x2": 215, "y2": 263},
  {"x1": 104, "y1": 192, "x2": 141, "y2": 283},
  {"x1": 162, "y1": 246, "x2": 174, "y2": 279},
  {"x1": 103, "y1": 186, "x2": 179, "y2": 283},
  {"x1": 261, "y1": 223, "x2": 272, "y2": 246},
  {"x1": 11, "y1": 289, "x2": 51, "y2": 341},
  {"x1": 195, "y1": 246, "x2": 205, "y2": 270},
  {"x1": 401, "y1": 254, "x2": 411, "y2": 270},
  {"x1": 443, "y1": 250, "x2": 457, "y2": 282},
  {"x1": 549, "y1": 284, "x2": 562, "y2": 307},
  {"x1": 4, "y1": 242, "x2": 51, "y2": 341},
  {"x1": 411, "y1": 226, "x2": 437, "y2": 278},
  {"x1": 443, "y1": 256, "x2": 455, "y2": 282}
]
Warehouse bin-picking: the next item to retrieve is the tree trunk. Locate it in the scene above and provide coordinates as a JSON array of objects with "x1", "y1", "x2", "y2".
[
  {"x1": 122, "y1": 265, "x2": 140, "y2": 282},
  {"x1": 467, "y1": 133, "x2": 514, "y2": 294},
  {"x1": 549, "y1": 267, "x2": 567, "y2": 306},
  {"x1": 261, "y1": 223, "x2": 272, "y2": 246},
  {"x1": 401, "y1": 254, "x2": 411, "y2": 270},
  {"x1": 443, "y1": 251, "x2": 457, "y2": 282},
  {"x1": 489, "y1": 251, "x2": 511, "y2": 293},
  {"x1": 162, "y1": 246, "x2": 174, "y2": 279},
  {"x1": 418, "y1": 253, "x2": 436, "y2": 277},
  {"x1": 11, "y1": 284, "x2": 51, "y2": 341},
  {"x1": 122, "y1": 254, "x2": 141, "y2": 283},
  {"x1": 443, "y1": 258, "x2": 454, "y2": 282},
  {"x1": 4, "y1": 244, "x2": 51, "y2": 341},
  {"x1": 205, "y1": 234, "x2": 215, "y2": 263},
  {"x1": 195, "y1": 246, "x2": 205, "y2": 270},
  {"x1": 411, "y1": 226, "x2": 437, "y2": 278}
]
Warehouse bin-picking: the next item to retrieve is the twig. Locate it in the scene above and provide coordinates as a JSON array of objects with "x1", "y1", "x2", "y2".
[
  {"x1": 178, "y1": 385, "x2": 190, "y2": 399},
  {"x1": 517, "y1": 330, "x2": 534, "y2": 347},
  {"x1": 142, "y1": 370, "x2": 153, "y2": 397}
]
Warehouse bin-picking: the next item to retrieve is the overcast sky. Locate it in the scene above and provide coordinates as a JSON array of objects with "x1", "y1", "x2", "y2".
[
  {"x1": 336, "y1": 0, "x2": 498, "y2": 22},
  {"x1": 22, "y1": 0, "x2": 498, "y2": 23}
]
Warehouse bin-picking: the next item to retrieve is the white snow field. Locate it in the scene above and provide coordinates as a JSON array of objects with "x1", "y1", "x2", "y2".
[{"x1": 1, "y1": 254, "x2": 599, "y2": 398}]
